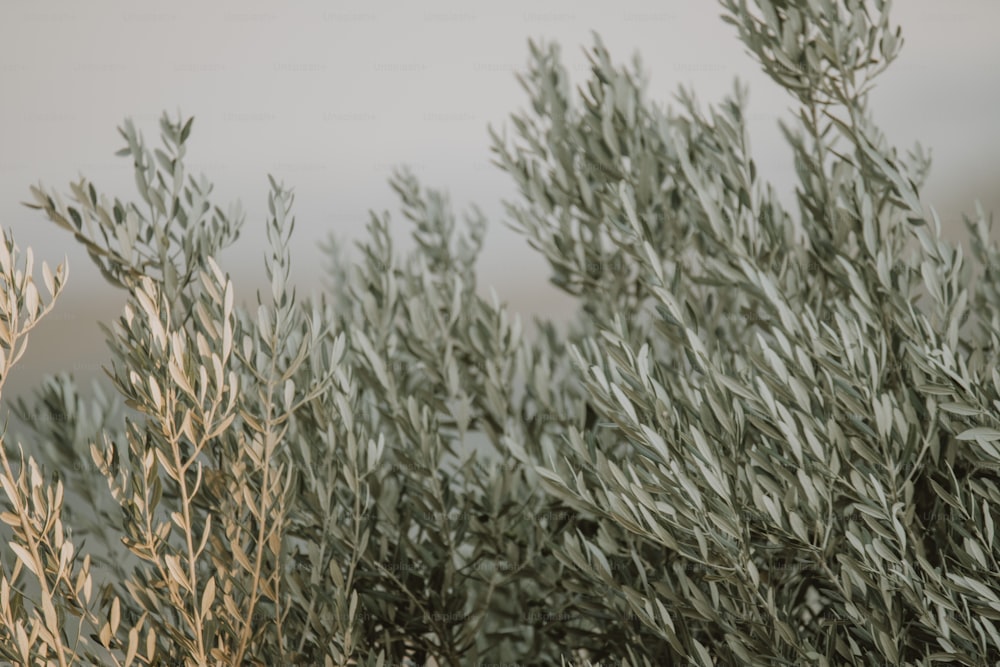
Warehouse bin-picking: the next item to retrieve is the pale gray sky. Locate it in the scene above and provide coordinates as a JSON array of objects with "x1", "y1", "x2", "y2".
[{"x1": 1, "y1": 0, "x2": 998, "y2": 400}]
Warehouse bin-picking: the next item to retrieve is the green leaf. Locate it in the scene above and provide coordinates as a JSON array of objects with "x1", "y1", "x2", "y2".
[
  {"x1": 957, "y1": 428, "x2": 1000, "y2": 442},
  {"x1": 940, "y1": 402, "x2": 980, "y2": 417},
  {"x1": 180, "y1": 116, "x2": 194, "y2": 143}
]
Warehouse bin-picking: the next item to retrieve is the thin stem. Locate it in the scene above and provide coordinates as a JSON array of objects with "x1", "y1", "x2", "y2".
[
  {"x1": 168, "y1": 411, "x2": 207, "y2": 663},
  {"x1": 0, "y1": 449, "x2": 70, "y2": 667}
]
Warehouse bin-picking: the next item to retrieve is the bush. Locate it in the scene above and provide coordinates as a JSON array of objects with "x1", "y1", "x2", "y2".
[{"x1": 2, "y1": 0, "x2": 1000, "y2": 664}]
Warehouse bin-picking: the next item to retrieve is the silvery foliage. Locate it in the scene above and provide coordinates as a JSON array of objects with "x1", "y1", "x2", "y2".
[{"x1": 1, "y1": 0, "x2": 1000, "y2": 664}]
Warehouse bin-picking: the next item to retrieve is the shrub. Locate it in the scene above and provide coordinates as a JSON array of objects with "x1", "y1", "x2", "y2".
[{"x1": 2, "y1": 0, "x2": 1000, "y2": 664}]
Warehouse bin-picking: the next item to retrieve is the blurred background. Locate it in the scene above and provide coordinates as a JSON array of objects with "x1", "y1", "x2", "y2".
[{"x1": 1, "y1": 0, "x2": 998, "y2": 405}]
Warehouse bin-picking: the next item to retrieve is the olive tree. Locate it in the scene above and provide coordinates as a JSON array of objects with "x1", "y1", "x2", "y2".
[{"x1": 3, "y1": 0, "x2": 1000, "y2": 664}]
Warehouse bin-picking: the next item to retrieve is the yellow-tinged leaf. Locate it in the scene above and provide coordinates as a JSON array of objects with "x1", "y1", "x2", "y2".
[
  {"x1": 232, "y1": 544, "x2": 253, "y2": 572},
  {"x1": 148, "y1": 376, "x2": 162, "y2": 411},
  {"x1": 222, "y1": 319, "x2": 233, "y2": 362},
  {"x1": 180, "y1": 411, "x2": 197, "y2": 445},
  {"x1": 169, "y1": 357, "x2": 192, "y2": 396},
  {"x1": 24, "y1": 282, "x2": 38, "y2": 318},
  {"x1": 111, "y1": 596, "x2": 121, "y2": 633},
  {"x1": 125, "y1": 627, "x2": 139, "y2": 667},
  {"x1": 15, "y1": 622, "x2": 29, "y2": 658},
  {"x1": 0, "y1": 475, "x2": 18, "y2": 509},
  {"x1": 42, "y1": 261, "x2": 55, "y2": 297},
  {"x1": 164, "y1": 554, "x2": 189, "y2": 592},
  {"x1": 201, "y1": 576, "x2": 216, "y2": 618},
  {"x1": 223, "y1": 280, "x2": 233, "y2": 317},
  {"x1": 41, "y1": 596, "x2": 58, "y2": 630},
  {"x1": 9, "y1": 542, "x2": 37, "y2": 577},
  {"x1": 59, "y1": 540, "x2": 73, "y2": 571}
]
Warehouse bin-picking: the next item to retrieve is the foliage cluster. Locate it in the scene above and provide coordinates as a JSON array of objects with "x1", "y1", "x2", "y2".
[{"x1": 3, "y1": 1, "x2": 1000, "y2": 664}]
